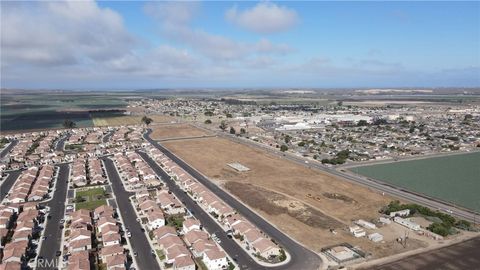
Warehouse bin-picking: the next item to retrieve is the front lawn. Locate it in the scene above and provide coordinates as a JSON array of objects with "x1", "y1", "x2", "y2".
[
  {"x1": 75, "y1": 187, "x2": 108, "y2": 210},
  {"x1": 76, "y1": 199, "x2": 107, "y2": 210}
]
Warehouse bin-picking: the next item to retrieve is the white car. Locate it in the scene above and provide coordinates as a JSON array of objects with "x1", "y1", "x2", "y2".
[{"x1": 27, "y1": 259, "x2": 36, "y2": 268}]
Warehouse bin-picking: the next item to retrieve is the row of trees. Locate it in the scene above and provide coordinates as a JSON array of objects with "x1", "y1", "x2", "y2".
[
  {"x1": 214, "y1": 120, "x2": 246, "y2": 135},
  {"x1": 382, "y1": 200, "x2": 473, "y2": 237},
  {"x1": 321, "y1": 149, "x2": 350, "y2": 165}
]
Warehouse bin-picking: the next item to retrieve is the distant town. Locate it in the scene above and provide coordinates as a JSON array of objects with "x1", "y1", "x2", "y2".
[{"x1": 0, "y1": 89, "x2": 479, "y2": 270}]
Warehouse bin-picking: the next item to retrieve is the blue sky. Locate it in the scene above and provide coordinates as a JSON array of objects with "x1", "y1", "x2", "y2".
[{"x1": 1, "y1": 1, "x2": 479, "y2": 89}]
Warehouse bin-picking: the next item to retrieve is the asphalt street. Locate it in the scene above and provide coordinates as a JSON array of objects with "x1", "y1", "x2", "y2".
[
  {"x1": 55, "y1": 135, "x2": 69, "y2": 152},
  {"x1": 38, "y1": 163, "x2": 70, "y2": 269},
  {"x1": 220, "y1": 132, "x2": 479, "y2": 223},
  {"x1": 102, "y1": 131, "x2": 114, "y2": 143},
  {"x1": 138, "y1": 151, "x2": 261, "y2": 270},
  {"x1": 0, "y1": 139, "x2": 17, "y2": 159},
  {"x1": 144, "y1": 130, "x2": 322, "y2": 270},
  {"x1": 102, "y1": 157, "x2": 161, "y2": 270},
  {"x1": 0, "y1": 170, "x2": 22, "y2": 201}
]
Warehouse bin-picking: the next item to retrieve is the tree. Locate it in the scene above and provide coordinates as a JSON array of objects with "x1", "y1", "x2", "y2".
[
  {"x1": 240, "y1": 128, "x2": 246, "y2": 134},
  {"x1": 427, "y1": 222, "x2": 449, "y2": 237},
  {"x1": 226, "y1": 113, "x2": 233, "y2": 118},
  {"x1": 63, "y1": 119, "x2": 76, "y2": 128},
  {"x1": 298, "y1": 141, "x2": 306, "y2": 147},
  {"x1": 204, "y1": 119, "x2": 212, "y2": 124},
  {"x1": 336, "y1": 150, "x2": 350, "y2": 159},
  {"x1": 337, "y1": 101, "x2": 343, "y2": 106},
  {"x1": 279, "y1": 249, "x2": 287, "y2": 262},
  {"x1": 219, "y1": 121, "x2": 228, "y2": 131},
  {"x1": 204, "y1": 111, "x2": 214, "y2": 116},
  {"x1": 280, "y1": 145, "x2": 288, "y2": 152},
  {"x1": 357, "y1": 120, "x2": 368, "y2": 126},
  {"x1": 229, "y1": 127, "x2": 236, "y2": 134},
  {"x1": 142, "y1": 116, "x2": 153, "y2": 125},
  {"x1": 373, "y1": 118, "x2": 388, "y2": 125}
]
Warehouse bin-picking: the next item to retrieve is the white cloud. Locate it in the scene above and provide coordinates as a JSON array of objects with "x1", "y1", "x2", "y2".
[
  {"x1": 143, "y1": 2, "x2": 294, "y2": 63},
  {"x1": 246, "y1": 56, "x2": 277, "y2": 69},
  {"x1": 1, "y1": 1, "x2": 136, "y2": 67},
  {"x1": 226, "y1": 2, "x2": 298, "y2": 34},
  {"x1": 1, "y1": 1, "x2": 298, "y2": 88},
  {"x1": 255, "y1": 38, "x2": 292, "y2": 55},
  {"x1": 143, "y1": 1, "x2": 199, "y2": 25}
]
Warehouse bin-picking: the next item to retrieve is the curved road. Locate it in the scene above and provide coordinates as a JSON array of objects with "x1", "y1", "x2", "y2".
[
  {"x1": 144, "y1": 130, "x2": 322, "y2": 270},
  {"x1": 0, "y1": 170, "x2": 22, "y2": 201},
  {"x1": 102, "y1": 131, "x2": 114, "y2": 143},
  {"x1": 0, "y1": 139, "x2": 17, "y2": 159}
]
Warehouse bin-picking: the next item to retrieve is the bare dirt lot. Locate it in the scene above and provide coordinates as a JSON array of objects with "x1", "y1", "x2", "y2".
[
  {"x1": 162, "y1": 137, "x2": 425, "y2": 256},
  {"x1": 150, "y1": 124, "x2": 212, "y2": 140}
]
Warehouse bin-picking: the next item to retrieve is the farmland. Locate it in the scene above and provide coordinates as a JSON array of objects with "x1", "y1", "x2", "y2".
[
  {"x1": 162, "y1": 136, "x2": 402, "y2": 255},
  {"x1": 1, "y1": 91, "x2": 127, "y2": 131},
  {"x1": 349, "y1": 152, "x2": 480, "y2": 212}
]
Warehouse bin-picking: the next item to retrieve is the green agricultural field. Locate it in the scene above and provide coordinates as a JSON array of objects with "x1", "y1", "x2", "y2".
[
  {"x1": 350, "y1": 152, "x2": 480, "y2": 212},
  {"x1": 1, "y1": 92, "x2": 128, "y2": 131}
]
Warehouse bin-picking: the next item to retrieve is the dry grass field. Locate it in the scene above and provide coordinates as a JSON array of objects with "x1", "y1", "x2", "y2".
[
  {"x1": 93, "y1": 116, "x2": 142, "y2": 126},
  {"x1": 93, "y1": 114, "x2": 175, "y2": 127},
  {"x1": 162, "y1": 137, "x2": 420, "y2": 256},
  {"x1": 149, "y1": 114, "x2": 177, "y2": 123},
  {"x1": 150, "y1": 124, "x2": 212, "y2": 140}
]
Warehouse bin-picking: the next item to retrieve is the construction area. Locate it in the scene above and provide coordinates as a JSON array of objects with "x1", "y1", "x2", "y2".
[{"x1": 156, "y1": 125, "x2": 444, "y2": 258}]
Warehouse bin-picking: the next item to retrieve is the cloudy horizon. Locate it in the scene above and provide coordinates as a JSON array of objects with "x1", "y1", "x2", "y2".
[{"x1": 1, "y1": 1, "x2": 479, "y2": 89}]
